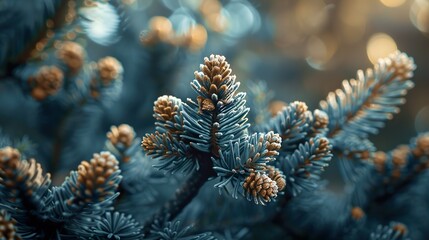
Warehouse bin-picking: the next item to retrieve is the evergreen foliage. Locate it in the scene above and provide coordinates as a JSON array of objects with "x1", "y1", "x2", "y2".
[{"x1": 0, "y1": 1, "x2": 428, "y2": 239}]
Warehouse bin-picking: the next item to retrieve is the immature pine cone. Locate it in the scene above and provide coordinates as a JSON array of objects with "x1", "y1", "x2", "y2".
[
  {"x1": 97, "y1": 56, "x2": 123, "y2": 84},
  {"x1": 294, "y1": 101, "x2": 309, "y2": 117},
  {"x1": 194, "y1": 54, "x2": 237, "y2": 104},
  {"x1": 0, "y1": 147, "x2": 20, "y2": 167},
  {"x1": 373, "y1": 151, "x2": 387, "y2": 172},
  {"x1": 57, "y1": 41, "x2": 84, "y2": 72},
  {"x1": 312, "y1": 137, "x2": 331, "y2": 157},
  {"x1": 383, "y1": 51, "x2": 415, "y2": 81},
  {"x1": 73, "y1": 152, "x2": 119, "y2": 205},
  {"x1": 141, "y1": 133, "x2": 157, "y2": 153},
  {"x1": 243, "y1": 171, "x2": 279, "y2": 204},
  {"x1": 28, "y1": 66, "x2": 63, "y2": 101},
  {"x1": 0, "y1": 147, "x2": 21, "y2": 189},
  {"x1": 413, "y1": 133, "x2": 429, "y2": 157},
  {"x1": 351, "y1": 207, "x2": 365, "y2": 221},
  {"x1": 141, "y1": 132, "x2": 174, "y2": 158},
  {"x1": 154, "y1": 95, "x2": 180, "y2": 122},
  {"x1": 0, "y1": 147, "x2": 50, "y2": 200},
  {"x1": 266, "y1": 166, "x2": 286, "y2": 191},
  {"x1": 392, "y1": 145, "x2": 409, "y2": 167},
  {"x1": 311, "y1": 109, "x2": 329, "y2": 134},
  {"x1": 197, "y1": 96, "x2": 215, "y2": 113},
  {"x1": 265, "y1": 131, "x2": 282, "y2": 157},
  {"x1": 392, "y1": 223, "x2": 408, "y2": 236},
  {"x1": 107, "y1": 124, "x2": 135, "y2": 148}
]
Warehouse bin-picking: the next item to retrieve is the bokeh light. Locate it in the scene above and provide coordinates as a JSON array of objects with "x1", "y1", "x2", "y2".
[
  {"x1": 306, "y1": 35, "x2": 338, "y2": 70},
  {"x1": 222, "y1": 1, "x2": 260, "y2": 38},
  {"x1": 415, "y1": 106, "x2": 429, "y2": 132},
  {"x1": 380, "y1": 0, "x2": 407, "y2": 8},
  {"x1": 366, "y1": 33, "x2": 398, "y2": 64},
  {"x1": 410, "y1": 0, "x2": 429, "y2": 34},
  {"x1": 339, "y1": 0, "x2": 368, "y2": 44}
]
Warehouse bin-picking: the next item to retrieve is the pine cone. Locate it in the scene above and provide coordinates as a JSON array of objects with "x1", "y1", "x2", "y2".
[
  {"x1": 311, "y1": 109, "x2": 329, "y2": 133},
  {"x1": 373, "y1": 151, "x2": 387, "y2": 172},
  {"x1": 0, "y1": 147, "x2": 50, "y2": 204},
  {"x1": 154, "y1": 95, "x2": 180, "y2": 122},
  {"x1": 0, "y1": 147, "x2": 21, "y2": 189},
  {"x1": 266, "y1": 166, "x2": 286, "y2": 191},
  {"x1": 57, "y1": 41, "x2": 84, "y2": 72},
  {"x1": 107, "y1": 124, "x2": 135, "y2": 148},
  {"x1": 392, "y1": 223, "x2": 408, "y2": 236},
  {"x1": 243, "y1": 171, "x2": 279, "y2": 204},
  {"x1": 384, "y1": 51, "x2": 415, "y2": 81},
  {"x1": 193, "y1": 54, "x2": 237, "y2": 104},
  {"x1": 141, "y1": 132, "x2": 173, "y2": 157},
  {"x1": 265, "y1": 131, "x2": 281, "y2": 157},
  {"x1": 197, "y1": 96, "x2": 215, "y2": 113},
  {"x1": 72, "y1": 152, "x2": 119, "y2": 205},
  {"x1": 294, "y1": 101, "x2": 308, "y2": 116},
  {"x1": 312, "y1": 137, "x2": 330, "y2": 157},
  {"x1": 413, "y1": 133, "x2": 429, "y2": 157},
  {"x1": 97, "y1": 56, "x2": 123, "y2": 84},
  {"x1": 142, "y1": 133, "x2": 157, "y2": 153},
  {"x1": 28, "y1": 66, "x2": 63, "y2": 101},
  {"x1": 392, "y1": 145, "x2": 409, "y2": 179},
  {"x1": 351, "y1": 207, "x2": 365, "y2": 220},
  {"x1": 0, "y1": 147, "x2": 20, "y2": 167},
  {"x1": 392, "y1": 145, "x2": 409, "y2": 167}
]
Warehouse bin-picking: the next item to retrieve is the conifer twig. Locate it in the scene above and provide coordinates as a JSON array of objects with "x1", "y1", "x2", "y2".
[{"x1": 142, "y1": 153, "x2": 216, "y2": 236}]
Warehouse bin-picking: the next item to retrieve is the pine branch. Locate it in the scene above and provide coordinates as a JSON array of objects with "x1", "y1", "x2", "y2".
[
  {"x1": 0, "y1": 147, "x2": 51, "y2": 238},
  {"x1": 0, "y1": 0, "x2": 63, "y2": 67},
  {"x1": 0, "y1": 209, "x2": 20, "y2": 240},
  {"x1": 213, "y1": 132, "x2": 284, "y2": 204},
  {"x1": 38, "y1": 54, "x2": 123, "y2": 172},
  {"x1": 13, "y1": 0, "x2": 70, "y2": 65},
  {"x1": 147, "y1": 219, "x2": 214, "y2": 240},
  {"x1": 372, "y1": 132, "x2": 429, "y2": 203},
  {"x1": 74, "y1": 211, "x2": 142, "y2": 240},
  {"x1": 142, "y1": 154, "x2": 216, "y2": 237},
  {"x1": 304, "y1": 109, "x2": 329, "y2": 139},
  {"x1": 49, "y1": 151, "x2": 123, "y2": 238},
  {"x1": 141, "y1": 55, "x2": 257, "y2": 236},
  {"x1": 5, "y1": 0, "x2": 124, "y2": 68},
  {"x1": 105, "y1": 123, "x2": 161, "y2": 216},
  {"x1": 348, "y1": 132, "x2": 429, "y2": 214},
  {"x1": 321, "y1": 51, "x2": 415, "y2": 139},
  {"x1": 256, "y1": 101, "x2": 310, "y2": 153},
  {"x1": 282, "y1": 137, "x2": 332, "y2": 197},
  {"x1": 333, "y1": 136, "x2": 375, "y2": 184},
  {"x1": 246, "y1": 80, "x2": 275, "y2": 125}
]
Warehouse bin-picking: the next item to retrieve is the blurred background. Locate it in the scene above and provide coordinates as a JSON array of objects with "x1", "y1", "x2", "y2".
[
  {"x1": 80, "y1": 0, "x2": 429, "y2": 149},
  {"x1": 0, "y1": 0, "x2": 428, "y2": 178},
  {"x1": 252, "y1": 0, "x2": 429, "y2": 152}
]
